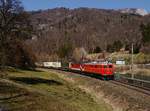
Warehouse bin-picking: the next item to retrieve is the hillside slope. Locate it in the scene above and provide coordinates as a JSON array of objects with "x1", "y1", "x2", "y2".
[{"x1": 28, "y1": 8, "x2": 150, "y2": 61}]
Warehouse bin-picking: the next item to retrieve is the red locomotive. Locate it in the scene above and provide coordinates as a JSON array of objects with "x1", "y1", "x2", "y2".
[{"x1": 69, "y1": 61, "x2": 114, "y2": 80}]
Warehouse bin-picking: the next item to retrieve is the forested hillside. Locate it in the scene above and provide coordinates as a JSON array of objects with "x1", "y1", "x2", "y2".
[{"x1": 28, "y1": 8, "x2": 150, "y2": 61}]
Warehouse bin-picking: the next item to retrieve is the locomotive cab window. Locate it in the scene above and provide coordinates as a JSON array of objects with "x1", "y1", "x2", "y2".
[{"x1": 109, "y1": 65, "x2": 112, "y2": 68}]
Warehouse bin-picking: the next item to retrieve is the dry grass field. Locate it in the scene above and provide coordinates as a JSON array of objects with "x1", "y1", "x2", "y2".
[
  {"x1": 45, "y1": 69, "x2": 150, "y2": 111},
  {"x1": 0, "y1": 68, "x2": 111, "y2": 111}
]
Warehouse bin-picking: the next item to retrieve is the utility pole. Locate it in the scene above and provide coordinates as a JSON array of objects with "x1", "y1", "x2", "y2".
[
  {"x1": 4, "y1": 0, "x2": 7, "y2": 4},
  {"x1": 131, "y1": 43, "x2": 134, "y2": 79}
]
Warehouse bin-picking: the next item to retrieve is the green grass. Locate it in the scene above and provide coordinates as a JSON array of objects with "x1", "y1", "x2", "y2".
[{"x1": 0, "y1": 68, "x2": 111, "y2": 111}]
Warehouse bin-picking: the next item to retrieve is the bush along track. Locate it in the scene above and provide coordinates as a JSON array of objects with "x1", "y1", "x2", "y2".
[{"x1": 44, "y1": 69, "x2": 150, "y2": 111}]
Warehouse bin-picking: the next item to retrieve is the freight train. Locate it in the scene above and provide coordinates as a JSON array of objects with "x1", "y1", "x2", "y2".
[
  {"x1": 69, "y1": 61, "x2": 114, "y2": 80},
  {"x1": 39, "y1": 61, "x2": 114, "y2": 80}
]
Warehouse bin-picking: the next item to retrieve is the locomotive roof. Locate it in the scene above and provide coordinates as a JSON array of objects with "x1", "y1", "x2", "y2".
[{"x1": 83, "y1": 61, "x2": 112, "y2": 65}]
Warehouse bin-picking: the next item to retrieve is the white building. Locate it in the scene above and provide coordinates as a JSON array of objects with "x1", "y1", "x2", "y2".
[{"x1": 116, "y1": 60, "x2": 125, "y2": 65}]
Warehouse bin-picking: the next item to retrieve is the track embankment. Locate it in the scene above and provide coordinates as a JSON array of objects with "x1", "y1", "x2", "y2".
[{"x1": 41, "y1": 68, "x2": 150, "y2": 111}]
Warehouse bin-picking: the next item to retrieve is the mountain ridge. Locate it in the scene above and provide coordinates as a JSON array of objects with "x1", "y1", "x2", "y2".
[{"x1": 28, "y1": 7, "x2": 150, "y2": 61}]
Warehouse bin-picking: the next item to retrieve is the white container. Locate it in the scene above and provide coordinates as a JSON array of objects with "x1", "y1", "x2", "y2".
[{"x1": 43, "y1": 62, "x2": 61, "y2": 68}]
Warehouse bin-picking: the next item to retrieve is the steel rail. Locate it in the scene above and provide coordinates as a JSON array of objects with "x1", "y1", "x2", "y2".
[{"x1": 110, "y1": 80, "x2": 150, "y2": 96}]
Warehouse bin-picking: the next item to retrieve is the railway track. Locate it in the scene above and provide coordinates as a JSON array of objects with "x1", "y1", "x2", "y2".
[
  {"x1": 109, "y1": 80, "x2": 150, "y2": 96},
  {"x1": 43, "y1": 67, "x2": 150, "y2": 96}
]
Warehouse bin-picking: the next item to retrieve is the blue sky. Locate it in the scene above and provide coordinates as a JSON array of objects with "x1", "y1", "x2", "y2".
[{"x1": 22, "y1": 0, "x2": 150, "y2": 12}]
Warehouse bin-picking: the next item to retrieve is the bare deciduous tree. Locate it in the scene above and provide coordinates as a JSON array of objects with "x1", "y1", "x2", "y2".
[
  {"x1": 0, "y1": 0, "x2": 34, "y2": 68},
  {"x1": 72, "y1": 47, "x2": 87, "y2": 62}
]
